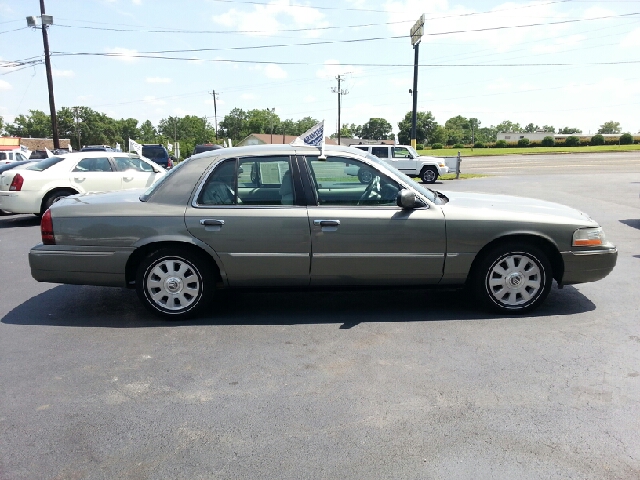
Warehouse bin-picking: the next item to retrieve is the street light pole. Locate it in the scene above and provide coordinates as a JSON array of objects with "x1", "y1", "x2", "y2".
[
  {"x1": 409, "y1": 14, "x2": 425, "y2": 150},
  {"x1": 332, "y1": 75, "x2": 349, "y2": 145},
  {"x1": 29, "y1": 1, "x2": 59, "y2": 149}
]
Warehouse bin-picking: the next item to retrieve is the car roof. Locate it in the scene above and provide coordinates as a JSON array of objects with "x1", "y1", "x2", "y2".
[
  {"x1": 191, "y1": 143, "x2": 368, "y2": 160},
  {"x1": 55, "y1": 151, "x2": 134, "y2": 159}
]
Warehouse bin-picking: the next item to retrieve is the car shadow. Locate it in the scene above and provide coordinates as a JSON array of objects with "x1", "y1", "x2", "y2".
[
  {"x1": 1, "y1": 283, "x2": 595, "y2": 329},
  {"x1": 0, "y1": 214, "x2": 40, "y2": 229},
  {"x1": 620, "y1": 219, "x2": 640, "y2": 230}
]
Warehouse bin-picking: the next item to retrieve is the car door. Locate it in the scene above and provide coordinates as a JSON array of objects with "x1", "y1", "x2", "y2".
[
  {"x1": 184, "y1": 155, "x2": 311, "y2": 287},
  {"x1": 113, "y1": 156, "x2": 163, "y2": 189},
  {"x1": 392, "y1": 146, "x2": 418, "y2": 175},
  {"x1": 302, "y1": 155, "x2": 446, "y2": 286},
  {"x1": 70, "y1": 157, "x2": 122, "y2": 193}
]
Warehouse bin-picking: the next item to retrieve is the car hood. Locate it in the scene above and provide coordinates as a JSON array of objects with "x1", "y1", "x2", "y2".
[{"x1": 438, "y1": 190, "x2": 598, "y2": 225}]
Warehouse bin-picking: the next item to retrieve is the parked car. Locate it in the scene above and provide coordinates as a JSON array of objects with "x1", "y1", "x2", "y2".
[
  {"x1": 28, "y1": 144, "x2": 617, "y2": 320},
  {"x1": 81, "y1": 145, "x2": 115, "y2": 152},
  {"x1": 0, "y1": 152, "x2": 165, "y2": 216},
  {"x1": 0, "y1": 150, "x2": 30, "y2": 164},
  {"x1": 0, "y1": 161, "x2": 34, "y2": 215},
  {"x1": 351, "y1": 144, "x2": 448, "y2": 183},
  {"x1": 29, "y1": 150, "x2": 51, "y2": 160},
  {"x1": 192, "y1": 144, "x2": 223, "y2": 156},
  {"x1": 141, "y1": 144, "x2": 172, "y2": 169}
]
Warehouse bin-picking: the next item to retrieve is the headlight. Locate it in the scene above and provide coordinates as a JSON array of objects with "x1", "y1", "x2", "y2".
[
  {"x1": 573, "y1": 227, "x2": 605, "y2": 247},
  {"x1": 438, "y1": 162, "x2": 445, "y2": 167}
]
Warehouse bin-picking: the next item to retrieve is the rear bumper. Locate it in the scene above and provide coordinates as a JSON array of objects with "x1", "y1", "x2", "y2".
[
  {"x1": 561, "y1": 246, "x2": 618, "y2": 285},
  {"x1": 0, "y1": 192, "x2": 40, "y2": 214},
  {"x1": 29, "y1": 244, "x2": 131, "y2": 287}
]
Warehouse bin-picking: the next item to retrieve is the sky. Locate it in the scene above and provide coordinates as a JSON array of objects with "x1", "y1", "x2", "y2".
[{"x1": 1, "y1": 0, "x2": 640, "y2": 137}]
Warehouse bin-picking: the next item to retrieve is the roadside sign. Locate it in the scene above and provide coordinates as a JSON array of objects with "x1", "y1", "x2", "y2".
[{"x1": 410, "y1": 14, "x2": 425, "y2": 46}]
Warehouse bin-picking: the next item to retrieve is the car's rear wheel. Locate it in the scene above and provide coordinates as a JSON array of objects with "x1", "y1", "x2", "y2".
[
  {"x1": 420, "y1": 167, "x2": 438, "y2": 184},
  {"x1": 472, "y1": 243, "x2": 552, "y2": 314},
  {"x1": 136, "y1": 248, "x2": 214, "y2": 319}
]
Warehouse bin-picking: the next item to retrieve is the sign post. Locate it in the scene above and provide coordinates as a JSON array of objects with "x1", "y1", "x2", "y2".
[{"x1": 410, "y1": 14, "x2": 424, "y2": 149}]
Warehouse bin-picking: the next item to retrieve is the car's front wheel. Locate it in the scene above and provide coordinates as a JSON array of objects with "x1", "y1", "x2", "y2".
[
  {"x1": 472, "y1": 243, "x2": 552, "y2": 314},
  {"x1": 420, "y1": 167, "x2": 438, "y2": 184},
  {"x1": 136, "y1": 248, "x2": 215, "y2": 319}
]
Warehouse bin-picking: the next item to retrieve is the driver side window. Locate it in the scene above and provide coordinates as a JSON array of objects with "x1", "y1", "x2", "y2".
[{"x1": 307, "y1": 157, "x2": 400, "y2": 207}]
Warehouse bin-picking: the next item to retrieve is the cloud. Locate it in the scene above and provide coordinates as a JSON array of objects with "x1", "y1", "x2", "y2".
[
  {"x1": 621, "y1": 28, "x2": 640, "y2": 48},
  {"x1": 53, "y1": 69, "x2": 75, "y2": 78},
  {"x1": 146, "y1": 77, "x2": 172, "y2": 83},
  {"x1": 105, "y1": 47, "x2": 139, "y2": 63},
  {"x1": 241, "y1": 93, "x2": 257, "y2": 100},
  {"x1": 264, "y1": 64, "x2": 287, "y2": 79},
  {"x1": 213, "y1": 0, "x2": 329, "y2": 38},
  {"x1": 143, "y1": 96, "x2": 166, "y2": 106},
  {"x1": 0, "y1": 79, "x2": 11, "y2": 90}
]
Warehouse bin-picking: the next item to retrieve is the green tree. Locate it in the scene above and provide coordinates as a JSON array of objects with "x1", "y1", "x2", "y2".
[
  {"x1": 139, "y1": 120, "x2": 157, "y2": 143},
  {"x1": 444, "y1": 115, "x2": 471, "y2": 144},
  {"x1": 219, "y1": 108, "x2": 249, "y2": 143},
  {"x1": 0, "y1": 116, "x2": 5, "y2": 136},
  {"x1": 495, "y1": 120, "x2": 522, "y2": 133},
  {"x1": 524, "y1": 123, "x2": 539, "y2": 133},
  {"x1": 542, "y1": 125, "x2": 555, "y2": 133},
  {"x1": 6, "y1": 110, "x2": 52, "y2": 138},
  {"x1": 598, "y1": 121, "x2": 621, "y2": 134},
  {"x1": 620, "y1": 132, "x2": 633, "y2": 145},
  {"x1": 397, "y1": 111, "x2": 438, "y2": 145},
  {"x1": 360, "y1": 117, "x2": 392, "y2": 140},
  {"x1": 295, "y1": 116, "x2": 319, "y2": 136},
  {"x1": 476, "y1": 126, "x2": 497, "y2": 143},
  {"x1": 558, "y1": 126, "x2": 582, "y2": 134}
]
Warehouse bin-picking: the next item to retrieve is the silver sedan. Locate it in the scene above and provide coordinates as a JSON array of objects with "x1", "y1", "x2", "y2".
[{"x1": 29, "y1": 144, "x2": 617, "y2": 319}]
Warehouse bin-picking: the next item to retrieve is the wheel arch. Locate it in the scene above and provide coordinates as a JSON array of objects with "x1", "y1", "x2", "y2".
[
  {"x1": 466, "y1": 233, "x2": 564, "y2": 285},
  {"x1": 40, "y1": 187, "x2": 79, "y2": 214},
  {"x1": 125, "y1": 240, "x2": 224, "y2": 289}
]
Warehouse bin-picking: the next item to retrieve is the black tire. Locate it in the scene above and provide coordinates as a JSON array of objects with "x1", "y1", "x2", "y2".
[
  {"x1": 420, "y1": 167, "x2": 438, "y2": 184},
  {"x1": 358, "y1": 169, "x2": 374, "y2": 184},
  {"x1": 472, "y1": 242, "x2": 552, "y2": 314},
  {"x1": 41, "y1": 190, "x2": 75, "y2": 214},
  {"x1": 136, "y1": 248, "x2": 215, "y2": 319}
]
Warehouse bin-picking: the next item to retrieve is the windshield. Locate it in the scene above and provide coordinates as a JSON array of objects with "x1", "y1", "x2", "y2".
[
  {"x1": 26, "y1": 157, "x2": 65, "y2": 171},
  {"x1": 406, "y1": 146, "x2": 419, "y2": 157},
  {"x1": 140, "y1": 157, "x2": 189, "y2": 201},
  {"x1": 363, "y1": 152, "x2": 436, "y2": 202}
]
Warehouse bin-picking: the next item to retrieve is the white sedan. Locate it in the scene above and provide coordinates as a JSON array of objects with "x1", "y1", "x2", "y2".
[{"x1": 0, "y1": 151, "x2": 165, "y2": 216}]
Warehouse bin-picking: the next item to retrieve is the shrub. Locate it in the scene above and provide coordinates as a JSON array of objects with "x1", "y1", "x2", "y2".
[
  {"x1": 473, "y1": 142, "x2": 485, "y2": 148},
  {"x1": 453, "y1": 143, "x2": 464, "y2": 149},
  {"x1": 495, "y1": 140, "x2": 507, "y2": 148},
  {"x1": 541, "y1": 136, "x2": 555, "y2": 147},
  {"x1": 517, "y1": 138, "x2": 530, "y2": 147},
  {"x1": 416, "y1": 143, "x2": 424, "y2": 150},
  {"x1": 565, "y1": 136, "x2": 580, "y2": 147},
  {"x1": 590, "y1": 134, "x2": 605, "y2": 146},
  {"x1": 579, "y1": 138, "x2": 591, "y2": 147},
  {"x1": 620, "y1": 133, "x2": 633, "y2": 145},
  {"x1": 431, "y1": 143, "x2": 443, "y2": 150}
]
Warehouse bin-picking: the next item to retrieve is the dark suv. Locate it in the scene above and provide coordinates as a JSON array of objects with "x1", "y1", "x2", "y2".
[{"x1": 141, "y1": 144, "x2": 172, "y2": 169}]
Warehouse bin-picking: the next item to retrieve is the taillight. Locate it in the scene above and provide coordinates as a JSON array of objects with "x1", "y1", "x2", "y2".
[
  {"x1": 9, "y1": 173, "x2": 24, "y2": 191},
  {"x1": 168, "y1": 158, "x2": 173, "y2": 169},
  {"x1": 41, "y1": 209, "x2": 55, "y2": 245}
]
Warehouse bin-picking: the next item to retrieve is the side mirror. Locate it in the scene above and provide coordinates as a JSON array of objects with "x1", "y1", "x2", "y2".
[
  {"x1": 408, "y1": 154, "x2": 414, "y2": 159},
  {"x1": 396, "y1": 189, "x2": 419, "y2": 209}
]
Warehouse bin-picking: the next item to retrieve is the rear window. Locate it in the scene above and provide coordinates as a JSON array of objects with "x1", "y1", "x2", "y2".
[
  {"x1": 26, "y1": 157, "x2": 65, "y2": 171},
  {"x1": 142, "y1": 146, "x2": 167, "y2": 160}
]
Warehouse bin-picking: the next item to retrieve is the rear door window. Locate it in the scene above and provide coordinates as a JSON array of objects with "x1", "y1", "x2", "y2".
[{"x1": 371, "y1": 147, "x2": 388, "y2": 159}]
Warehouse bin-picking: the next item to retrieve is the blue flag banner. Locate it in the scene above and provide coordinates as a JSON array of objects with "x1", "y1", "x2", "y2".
[{"x1": 290, "y1": 120, "x2": 324, "y2": 147}]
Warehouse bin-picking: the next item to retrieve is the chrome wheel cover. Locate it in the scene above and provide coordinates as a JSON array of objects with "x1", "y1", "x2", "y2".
[
  {"x1": 486, "y1": 253, "x2": 543, "y2": 308},
  {"x1": 145, "y1": 257, "x2": 201, "y2": 312}
]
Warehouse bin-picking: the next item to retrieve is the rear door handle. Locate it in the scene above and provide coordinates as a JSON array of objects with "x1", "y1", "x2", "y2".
[
  {"x1": 200, "y1": 219, "x2": 225, "y2": 231},
  {"x1": 314, "y1": 219, "x2": 340, "y2": 227}
]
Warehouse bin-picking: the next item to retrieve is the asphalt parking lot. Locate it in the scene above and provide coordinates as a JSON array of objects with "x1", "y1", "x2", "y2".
[{"x1": 1, "y1": 153, "x2": 639, "y2": 479}]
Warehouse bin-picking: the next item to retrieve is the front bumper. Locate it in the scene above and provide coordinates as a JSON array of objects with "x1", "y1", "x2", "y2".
[
  {"x1": 438, "y1": 165, "x2": 449, "y2": 175},
  {"x1": 560, "y1": 245, "x2": 618, "y2": 285}
]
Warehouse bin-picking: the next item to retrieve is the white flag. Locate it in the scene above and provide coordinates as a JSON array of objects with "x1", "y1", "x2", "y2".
[
  {"x1": 115, "y1": 142, "x2": 121, "y2": 152},
  {"x1": 175, "y1": 142, "x2": 180, "y2": 160},
  {"x1": 129, "y1": 138, "x2": 142, "y2": 156},
  {"x1": 44, "y1": 147, "x2": 53, "y2": 158},
  {"x1": 167, "y1": 143, "x2": 173, "y2": 153},
  {"x1": 290, "y1": 120, "x2": 325, "y2": 159},
  {"x1": 228, "y1": 138, "x2": 232, "y2": 147}
]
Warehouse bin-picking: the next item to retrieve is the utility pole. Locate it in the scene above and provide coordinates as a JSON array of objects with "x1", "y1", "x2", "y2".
[
  {"x1": 73, "y1": 106, "x2": 80, "y2": 150},
  {"x1": 210, "y1": 90, "x2": 219, "y2": 140},
  {"x1": 332, "y1": 75, "x2": 349, "y2": 145},
  {"x1": 269, "y1": 107, "x2": 275, "y2": 144},
  {"x1": 409, "y1": 14, "x2": 425, "y2": 149},
  {"x1": 27, "y1": 1, "x2": 59, "y2": 149}
]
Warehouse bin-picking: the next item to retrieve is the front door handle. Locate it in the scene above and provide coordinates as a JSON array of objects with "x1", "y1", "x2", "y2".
[
  {"x1": 200, "y1": 219, "x2": 225, "y2": 231},
  {"x1": 314, "y1": 219, "x2": 340, "y2": 227}
]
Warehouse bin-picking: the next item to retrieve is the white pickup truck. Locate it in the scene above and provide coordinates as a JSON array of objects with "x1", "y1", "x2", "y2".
[{"x1": 351, "y1": 144, "x2": 448, "y2": 184}]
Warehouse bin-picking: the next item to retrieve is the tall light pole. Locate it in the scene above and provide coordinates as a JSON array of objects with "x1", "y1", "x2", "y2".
[
  {"x1": 409, "y1": 14, "x2": 424, "y2": 150},
  {"x1": 27, "y1": 1, "x2": 59, "y2": 149},
  {"x1": 332, "y1": 75, "x2": 349, "y2": 145},
  {"x1": 269, "y1": 108, "x2": 275, "y2": 144},
  {"x1": 73, "y1": 106, "x2": 81, "y2": 150}
]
